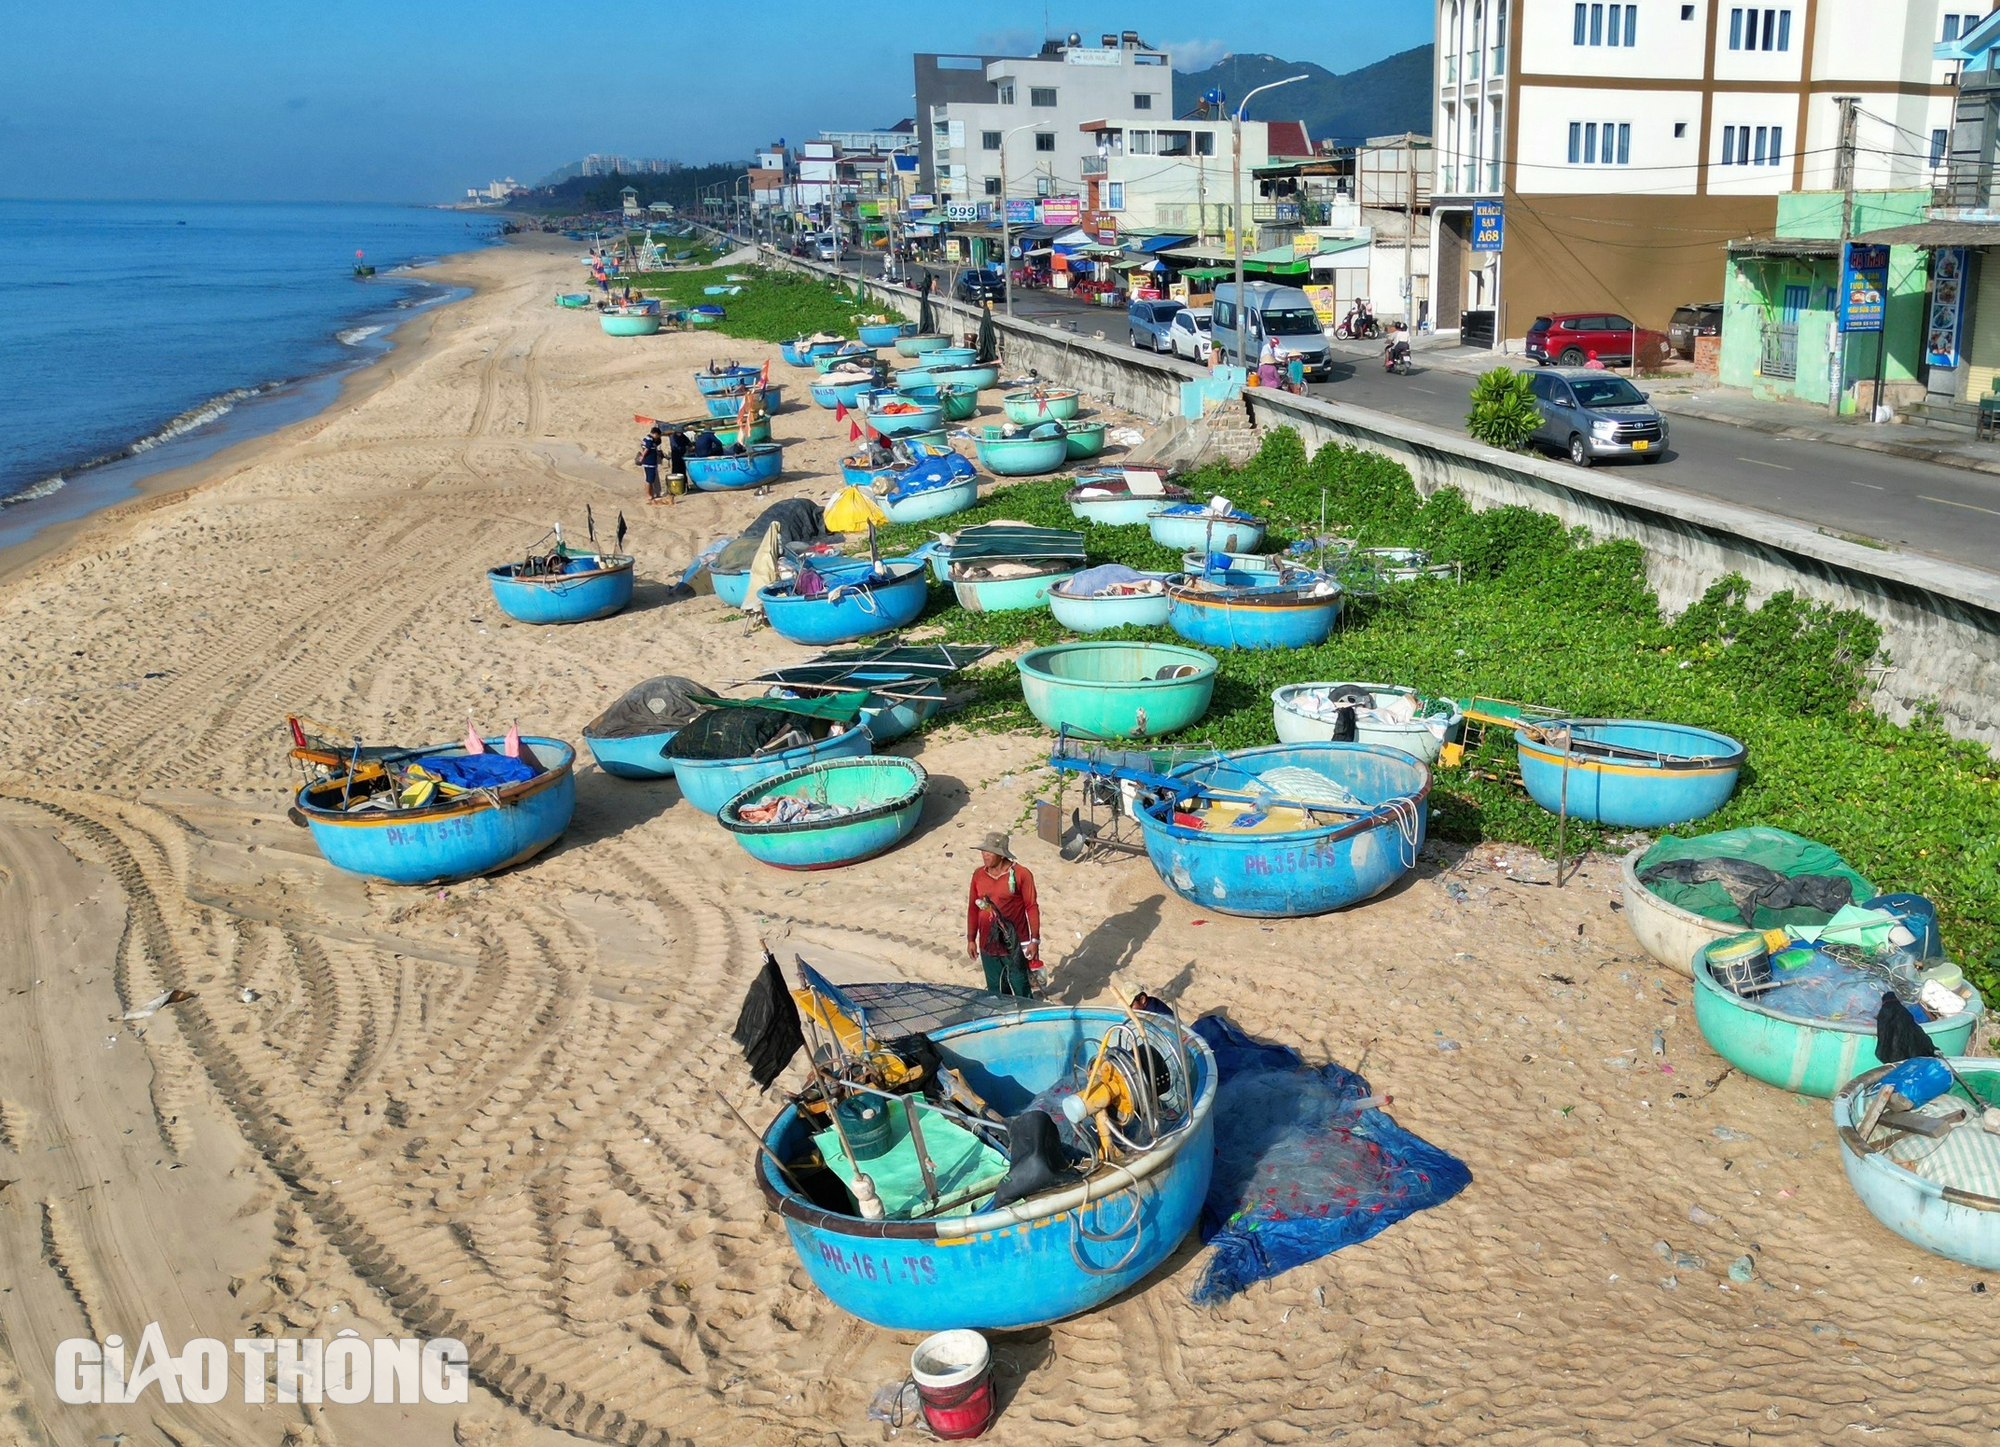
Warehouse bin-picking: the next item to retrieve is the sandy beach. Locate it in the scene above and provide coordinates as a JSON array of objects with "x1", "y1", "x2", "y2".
[{"x1": 0, "y1": 235, "x2": 1993, "y2": 1447}]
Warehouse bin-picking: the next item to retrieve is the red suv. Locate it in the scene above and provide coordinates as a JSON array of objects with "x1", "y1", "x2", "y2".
[{"x1": 1526, "y1": 313, "x2": 1670, "y2": 368}]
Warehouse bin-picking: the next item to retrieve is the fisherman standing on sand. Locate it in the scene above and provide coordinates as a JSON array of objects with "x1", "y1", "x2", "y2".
[
  {"x1": 966, "y1": 831, "x2": 1040, "y2": 997},
  {"x1": 636, "y1": 425, "x2": 663, "y2": 500}
]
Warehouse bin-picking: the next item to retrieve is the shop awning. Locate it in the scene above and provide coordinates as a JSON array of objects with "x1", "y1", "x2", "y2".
[
  {"x1": 1727, "y1": 236, "x2": 1841, "y2": 258},
  {"x1": 1856, "y1": 220, "x2": 2000, "y2": 247},
  {"x1": 1182, "y1": 266, "x2": 1231, "y2": 281},
  {"x1": 1137, "y1": 233, "x2": 1196, "y2": 252}
]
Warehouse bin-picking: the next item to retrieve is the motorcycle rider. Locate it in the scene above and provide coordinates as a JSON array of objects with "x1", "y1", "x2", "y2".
[{"x1": 1383, "y1": 322, "x2": 1412, "y2": 372}]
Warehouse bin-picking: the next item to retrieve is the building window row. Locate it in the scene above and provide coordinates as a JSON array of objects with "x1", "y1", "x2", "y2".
[
  {"x1": 1943, "y1": 12, "x2": 1983, "y2": 41},
  {"x1": 1718, "y1": 123, "x2": 1783, "y2": 166},
  {"x1": 1728, "y1": 7, "x2": 1791, "y2": 51},
  {"x1": 1031, "y1": 87, "x2": 1057, "y2": 107},
  {"x1": 1573, "y1": 3, "x2": 1637, "y2": 46},
  {"x1": 1567, "y1": 120, "x2": 1631, "y2": 165}
]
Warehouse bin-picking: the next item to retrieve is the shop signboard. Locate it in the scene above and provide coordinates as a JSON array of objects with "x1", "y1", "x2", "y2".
[
  {"x1": 1041, "y1": 196, "x2": 1081, "y2": 225},
  {"x1": 908, "y1": 194, "x2": 933, "y2": 210},
  {"x1": 1471, "y1": 201, "x2": 1503, "y2": 252},
  {"x1": 1303, "y1": 286, "x2": 1341, "y2": 327},
  {"x1": 1005, "y1": 198, "x2": 1037, "y2": 225},
  {"x1": 1839, "y1": 243, "x2": 1889, "y2": 333},
  {"x1": 942, "y1": 202, "x2": 980, "y2": 222},
  {"x1": 1926, "y1": 246, "x2": 1966, "y2": 368}
]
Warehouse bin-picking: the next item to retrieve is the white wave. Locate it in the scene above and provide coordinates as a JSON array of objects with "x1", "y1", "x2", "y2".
[
  {"x1": 1, "y1": 474, "x2": 67, "y2": 508},
  {"x1": 127, "y1": 384, "x2": 270, "y2": 456},
  {"x1": 337, "y1": 324, "x2": 385, "y2": 347}
]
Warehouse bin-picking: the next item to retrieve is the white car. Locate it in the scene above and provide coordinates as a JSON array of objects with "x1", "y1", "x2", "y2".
[
  {"x1": 1168, "y1": 307, "x2": 1213, "y2": 364},
  {"x1": 814, "y1": 235, "x2": 839, "y2": 261}
]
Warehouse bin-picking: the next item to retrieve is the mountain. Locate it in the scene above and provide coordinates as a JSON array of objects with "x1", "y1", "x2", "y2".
[{"x1": 1172, "y1": 45, "x2": 1434, "y2": 147}]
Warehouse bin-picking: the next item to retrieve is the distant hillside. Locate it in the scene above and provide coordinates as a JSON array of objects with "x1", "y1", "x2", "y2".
[
  {"x1": 1173, "y1": 45, "x2": 1433, "y2": 146},
  {"x1": 507, "y1": 163, "x2": 746, "y2": 216}
]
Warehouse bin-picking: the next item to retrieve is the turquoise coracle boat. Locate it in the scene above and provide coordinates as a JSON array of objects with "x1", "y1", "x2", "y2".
[
  {"x1": 671, "y1": 726, "x2": 875, "y2": 816},
  {"x1": 1691, "y1": 939, "x2": 1983, "y2": 1097},
  {"x1": 927, "y1": 364, "x2": 1000, "y2": 391},
  {"x1": 600, "y1": 308, "x2": 661, "y2": 337},
  {"x1": 1834, "y1": 1059, "x2": 2000, "y2": 1270},
  {"x1": 1002, "y1": 388, "x2": 1080, "y2": 424},
  {"x1": 1066, "y1": 475, "x2": 1194, "y2": 527},
  {"x1": 1061, "y1": 420, "x2": 1107, "y2": 459},
  {"x1": 719, "y1": 757, "x2": 928, "y2": 869},
  {"x1": 976, "y1": 432, "x2": 1068, "y2": 476},
  {"x1": 1016, "y1": 642, "x2": 1217, "y2": 739},
  {"x1": 759, "y1": 994, "x2": 1217, "y2": 1330},
  {"x1": 1516, "y1": 719, "x2": 1745, "y2": 828},
  {"x1": 486, "y1": 553, "x2": 633, "y2": 624},
  {"x1": 896, "y1": 333, "x2": 951, "y2": 357},
  {"x1": 858, "y1": 320, "x2": 916, "y2": 348},
  {"x1": 782, "y1": 337, "x2": 844, "y2": 367},
  {"x1": 1047, "y1": 574, "x2": 1172, "y2": 632},
  {"x1": 1148, "y1": 507, "x2": 1267, "y2": 554}
]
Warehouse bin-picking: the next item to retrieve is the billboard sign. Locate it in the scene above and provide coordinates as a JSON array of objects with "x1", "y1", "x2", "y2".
[
  {"x1": 1840, "y1": 243, "x2": 1889, "y2": 333},
  {"x1": 1471, "y1": 200, "x2": 1503, "y2": 252},
  {"x1": 1927, "y1": 246, "x2": 1967, "y2": 368}
]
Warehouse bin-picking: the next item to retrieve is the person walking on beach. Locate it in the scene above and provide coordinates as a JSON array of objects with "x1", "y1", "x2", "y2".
[
  {"x1": 667, "y1": 425, "x2": 690, "y2": 497},
  {"x1": 636, "y1": 425, "x2": 663, "y2": 500},
  {"x1": 966, "y1": 832, "x2": 1040, "y2": 997}
]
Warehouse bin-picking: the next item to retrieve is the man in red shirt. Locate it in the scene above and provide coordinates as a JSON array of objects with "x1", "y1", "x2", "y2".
[{"x1": 965, "y1": 831, "x2": 1039, "y2": 997}]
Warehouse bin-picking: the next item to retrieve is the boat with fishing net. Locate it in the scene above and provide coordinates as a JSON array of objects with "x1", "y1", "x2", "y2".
[
  {"x1": 1515, "y1": 718, "x2": 1744, "y2": 828},
  {"x1": 1834, "y1": 1058, "x2": 2000, "y2": 1269},
  {"x1": 745, "y1": 962, "x2": 1217, "y2": 1330},
  {"x1": 666, "y1": 695, "x2": 876, "y2": 814},
  {"x1": 289, "y1": 724, "x2": 575, "y2": 885},
  {"x1": 719, "y1": 757, "x2": 929, "y2": 869},
  {"x1": 1271, "y1": 683, "x2": 1464, "y2": 765},
  {"x1": 582, "y1": 675, "x2": 718, "y2": 779},
  {"x1": 1017, "y1": 642, "x2": 1216, "y2": 739},
  {"x1": 748, "y1": 643, "x2": 991, "y2": 744}
]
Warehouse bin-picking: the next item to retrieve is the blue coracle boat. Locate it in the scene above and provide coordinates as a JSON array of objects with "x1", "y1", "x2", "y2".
[
  {"x1": 760, "y1": 561, "x2": 929, "y2": 646},
  {"x1": 719, "y1": 757, "x2": 928, "y2": 869},
  {"x1": 1147, "y1": 507, "x2": 1267, "y2": 554},
  {"x1": 703, "y1": 386, "x2": 783, "y2": 418},
  {"x1": 296, "y1": 739, "x2": 576, "y2": 885},
  {"x1": 672, "y1": 727, "x2": 874, "y2": 815},
  {"x1": 758, "y1": 998, "x2": 1217, "y2": 1330},
  {"x1": 1136, "y1": 742, "x2": 1430, "y2": 916},
  {"x1": 782, "y1": 337, "x2": 845, "y2": 366},
  {"x1": 857, "y1": 320, "x2": 915, "y2": 348},
  {"x1": 1834, "y1": 1058, "x2": 2000, "y2": 1270},
  {"x1": 696, "y1": 364, "x2": 762, "y2": 395},
  {"x1": 1066, "y1": 474, "x2": 1194, "y2": 527},
  {"x1": 487, "y1": 554, "x2": 634, "y2": 624},
  {"x1": 687, "y1": 443, "x2": 785, "y2": 491},
  {"x1": 582, "y1": 730, "x2": 677, "y2": 778},
  {"x1": 1516, "y1": 719, "x2": 1745, "y2": 828},
  {"x1": 1166, "y1": 570, "x2": 1342, "y2": 650}
]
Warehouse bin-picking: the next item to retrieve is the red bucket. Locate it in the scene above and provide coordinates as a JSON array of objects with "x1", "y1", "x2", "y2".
[{"x1": 911, "y1": 1330, "x2": 994, "y2": 1440}]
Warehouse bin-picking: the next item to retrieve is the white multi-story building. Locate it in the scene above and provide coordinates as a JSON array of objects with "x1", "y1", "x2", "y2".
[
  {"x1": 1078, "y1": 118, "x2": 1299, "y2": 233},
  {"x1": 1429, "y1": 0, "x2": 1968, "y2": 339},
  {"x1": 928, "y1": 31, "x2": 1174, "y2": 210}
]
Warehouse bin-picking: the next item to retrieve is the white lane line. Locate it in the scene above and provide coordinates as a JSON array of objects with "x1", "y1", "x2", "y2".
[
  {"x1": 1848, "y1": 480, "x2": 1885, "y2": 490},
  {"x1": 1737, "y1": 457, "x2": 1793, "y2": 470},
  {"x1": 1919, "y1": 494, "x2": 2000, "y2": 517}
]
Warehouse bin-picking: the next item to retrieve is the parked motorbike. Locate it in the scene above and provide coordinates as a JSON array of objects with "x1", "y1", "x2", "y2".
[{"x1": 1336, "y1": 300, "x2": 1382, "y2": 341}]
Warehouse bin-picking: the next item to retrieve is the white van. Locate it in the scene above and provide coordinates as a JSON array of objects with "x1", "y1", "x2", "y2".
[{"x1": 1210, "y1": 281, "x2": 1333, "y2": 379}]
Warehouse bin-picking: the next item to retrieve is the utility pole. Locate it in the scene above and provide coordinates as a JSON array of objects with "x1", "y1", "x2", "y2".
[
  {"x1": 1231, "y1": 74, "x2": 1309, "y2": 369},
  {"x1": 1402, "y1": 132, "x2": 1416, "y2": 329},
  {"x1": 1830, "y1": 94, "x2": 1860, "y2": 420}
]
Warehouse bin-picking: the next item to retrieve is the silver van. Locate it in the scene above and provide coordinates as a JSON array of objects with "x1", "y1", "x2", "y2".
[{"x1": 1210, "y1": 281, "x2": 1333, "y2": 379}]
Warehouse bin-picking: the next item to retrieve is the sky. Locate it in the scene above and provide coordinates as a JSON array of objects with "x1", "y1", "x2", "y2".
[{"x1": 0, "y1": 1, "x2": 1432, "y2": 203}]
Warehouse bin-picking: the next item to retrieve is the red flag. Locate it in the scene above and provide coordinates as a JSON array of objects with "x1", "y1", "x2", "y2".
[
  {"x1": 835, "y1": 401, "x2": 847, "y2": 421},
  {"x1": 849, "y1": 420, "x2": 863, "y2": 441}
]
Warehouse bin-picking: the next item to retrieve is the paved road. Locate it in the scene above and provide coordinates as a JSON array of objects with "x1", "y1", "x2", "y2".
[{"x1": 741, "y1": 235, "x2": 2000, "y2": 574}]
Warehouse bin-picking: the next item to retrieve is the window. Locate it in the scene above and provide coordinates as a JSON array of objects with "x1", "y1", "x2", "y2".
[
  {"x1": 1033, "y1": 132, "x2": 1055, "y2": 153},
  {"x1": 1158, "y1": 130, "x2": 1191, "y2": 157},
  {"x1": 1213, "y1": 300, "x2": 1236, "y2": 329},
  {"x1": 1945, "y1": 13, "x2": 1984, "y2": 41},
  {"x1": 996, "y1": 83, "x2": 1015, "y2": 105},
  {"x1": 1728, "y1": 8, "x2": 1791, "y2": 50},
  {"x1": 1030, "y1": 87, "x2": 1057, "y2": 107},
  {"x1": 1674, "y1": 121, "x2": 1688, "y2": 138},
  {"x1": 1575, "y1": 3, "x2": 1636, "y2": 45},
  {"x1": 1932, "y1": 127, "x2": 1950, "y2": 167},
  {"x1": 1133, "y1": 93, "x2": 1153, "y2": 110},
  {"x1": 1681, "y1": 2, "x2": 1694, "y2": 14},
  {"x1": 1572, "y1": 121, "x2": 1630, "y2": 164},
  {"x1": 1106, "y1": 181, "x2": 1125, "y2": 210},
  {"x1": 1130, "y1": 130, "x2": 1154, "y2": 154},
  {"x1": 1717, "y1": 124, "x2": 1781, "y2": 166},
  {"x1": 982, "y1": 130, "x2": 1001, "y2": 151},
  {"x1": 983, "y1": 176, "x2": 1001, "y2": 196},
  {"x1": 1195, "y1": 131, "x2": 1215, "y2": 155}
]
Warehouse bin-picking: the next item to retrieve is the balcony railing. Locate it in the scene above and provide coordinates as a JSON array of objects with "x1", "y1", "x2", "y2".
[{"x1": 1081, "y1": 156, "x2": 1108, "y2": 177}]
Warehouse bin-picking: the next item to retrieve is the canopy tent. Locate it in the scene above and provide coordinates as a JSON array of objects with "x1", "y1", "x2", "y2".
[
  {"x1": 1135, "y1": 233, "x2": 1197, "y2": 253},
  {"x1": 1181, "y1": 266, "x2": 1231, "y2": 282}
]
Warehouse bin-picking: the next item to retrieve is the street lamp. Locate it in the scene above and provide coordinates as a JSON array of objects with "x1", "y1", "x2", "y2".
[
  {"x1": 1231, "y1": 74, "x2": 1309, "y2": 368},
  {"x1": 996, "y1": 121, "x2": 1041, "y2": 320}
]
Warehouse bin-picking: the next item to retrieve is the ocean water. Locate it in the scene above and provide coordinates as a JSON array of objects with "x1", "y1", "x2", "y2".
[{"x1": 0, "y1": 200, "x2": 503, "y2": 547}]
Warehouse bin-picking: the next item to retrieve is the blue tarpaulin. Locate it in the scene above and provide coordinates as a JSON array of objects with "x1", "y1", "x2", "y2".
[
  {"x1": 419, "y1": 753, "x2": 539, "y2": 789},
  {"x1": 1190, "y1": 1014, "x2": 1471, "y2": 1303},
  {"x1": 887, "y1": 450, "x2": 976, "y2": 502}
]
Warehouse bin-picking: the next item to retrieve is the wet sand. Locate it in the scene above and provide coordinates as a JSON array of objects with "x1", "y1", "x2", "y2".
[{"x1": 0, "y1": 237, "x2": 1991, "y2": 1447}]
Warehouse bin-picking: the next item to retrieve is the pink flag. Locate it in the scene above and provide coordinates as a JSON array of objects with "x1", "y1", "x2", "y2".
[
  {"x1": 503, "y1": 721, "x2": 523, "y2": 758},
  {"x1": 464, "y1": 717, "x2": 486, "y2": 755}
]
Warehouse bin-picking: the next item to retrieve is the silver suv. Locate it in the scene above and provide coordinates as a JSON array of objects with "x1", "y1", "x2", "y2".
[{"x1": 1525, "y1": 367, "x2": 1668, "y2": 467}]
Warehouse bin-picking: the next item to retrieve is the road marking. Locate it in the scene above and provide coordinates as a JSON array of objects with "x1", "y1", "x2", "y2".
[
  {"x1": 1919, "y1": 494, "x2": 2000, "y2": 517},
  {"x1": 1847, "y1": 480, "x2": 1885, "y2": 490},
  {"x1": 1736, "y1": 457, "x2": 1792, "y2": 470}
]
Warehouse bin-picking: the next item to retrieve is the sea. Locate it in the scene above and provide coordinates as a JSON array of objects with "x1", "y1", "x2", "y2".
[{"x1": 0, "y1": 199, "x2": 505, "y2": 552}]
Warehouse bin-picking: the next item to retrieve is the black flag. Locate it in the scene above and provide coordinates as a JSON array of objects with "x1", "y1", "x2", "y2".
[{"x1": 732, "y1": 951, "x2": 805, "y2": 1090}]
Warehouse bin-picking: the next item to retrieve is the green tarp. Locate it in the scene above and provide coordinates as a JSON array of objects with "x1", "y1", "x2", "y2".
[
  {"x1": 1637, "y1": 827, "x2": 1875, "y2": 930},
  {"x1": 815, "y1": 1100, "x2": 1009, "y2": 1220},
  {"x1": 705, "y1": 689, "x2": 870, "y2": 723}
]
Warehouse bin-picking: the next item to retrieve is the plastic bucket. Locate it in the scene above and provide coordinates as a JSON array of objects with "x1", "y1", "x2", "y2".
[
  {"x1": 835, "y1": 1096, "x2": 894, "y2": 1159},
  {"x1": 912, "y1": 1330, "x2": 994, "y2": 1440}
]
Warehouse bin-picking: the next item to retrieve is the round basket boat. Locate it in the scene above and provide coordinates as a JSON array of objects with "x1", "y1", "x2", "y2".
[
  {"x1": 950, "y1": 560, "x2": 1078, "y2": 613},
  {"x1": 1834, "y1": 1059, "x2": 2000, "y2": 1270},
  {"x1": 1002, "y1": 389, "x2": 1081, "y2": 424},
  {"x1": 600, "y1": 309, "x2": 661, "y2": 337},
  {"x1": 758, "y1": 1005, "x2": 1216, "y2": 1330},
  {"x1": 1066, "y1": 476, "x2": 1194, "y2": 527},
  {"x1": 689, "y1": 304, "x2": 726, "y2": 325},
  {"x1": 858, "y1": 320, "x2": 916, "y2": 348},
  {"x1": 1017, "y1": 642, "x2": 1217, "y2": 739},
  {"x1": 703, "y1": 385, "x2": 783, "y2": 418},
  {"x1": 760, "y1": 562, "x2": 930, "y2": 646},
  {"x1": 975, "y1": 433, "x2": 1068, "y2": 476},
  {"x1": 1148, "y1": 508, "x2": 1267, "y2": 554},
  {"x1": 719, "y1": 756, "x2": 929, "y2": 869},
  {"x1": 687, "y1": 443, "x2": 784, "y2": 491},
  {"x1": 896, "y1": 332, "x2": 952, "y2": 357},
  {"x1": 696, "y1": 365, "x2": 763, "y2": 395},
  {"x1": 1516, "y1": 719, "x2": 1744, "y2": 829},
  {"x1": 782, "y1": 338, "x2": 844, "y2": 367},
  {"x1": 673, "y1": 726, "x2": 875, "y2": 816},
  {"x1": 880, "y1": 472, "x2": 979, "y2": 525},
  {"x1": 297, "y1": 739, "x2": 576, "y2": 885},
  {"x1": 1047, "y1": 575, "x2": 1172, "y2": 632},
  {"x1": 1167, "y1": 571, "x2": 1342, "y2": 651},
  {"x1": 927, "y1": 364, "x2": 1001, "y2": 392},
  {"x1": 1271, "y1": 683, "x2": 1464, "y2": 765},
  {"x1": 487, "y1": 555, "x2": 634, "y2": 624},
  {"x1": 937, "y1": 386, "x2": 980, "y2": 422},
  {"x1": 929, "y1": 346, "x2": 979, "y2": 368},
  {"x1": 815, "y1": 346, "x2": 877, "y2": 374},
  {"x1": 1061, "y1": 420, "x2": 1107, "y2": 460},
  {"x1": 863, "y1": 402, "x2": 945, "y2": 438}
]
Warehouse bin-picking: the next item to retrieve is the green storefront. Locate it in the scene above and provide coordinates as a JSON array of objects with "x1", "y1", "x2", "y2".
[{"x1": 1720, "y1": 191, "x2": 1929, "y2": 413}]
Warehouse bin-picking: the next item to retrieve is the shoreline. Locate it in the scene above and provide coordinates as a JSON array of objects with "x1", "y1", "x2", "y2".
[{"x1": 0, "y1": 238, "x2": 528, "y2": 587}]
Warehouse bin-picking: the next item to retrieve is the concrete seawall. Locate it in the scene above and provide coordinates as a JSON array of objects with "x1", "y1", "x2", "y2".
[{"x1": 754, "y1": 241, "x2": 2000, "y2": 749}]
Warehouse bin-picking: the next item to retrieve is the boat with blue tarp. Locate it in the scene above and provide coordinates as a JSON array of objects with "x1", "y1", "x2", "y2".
[
  {"x1": 876, "y1": 448, "x2": 980, "y2": 524},
  {"x1": 289, "y1": 723, "x2": 575, "y2": 885},
  {"x1": 1148, "y1": 503, "x2": 1267, "y2": 554},
  {"x1": 747, "y1": 960, "x2": 1217, "y2": 1330},
  {"x1": 1167, "y1": 565, "x2": 1342, "y2": 650},
  {"x1": 719, "y1": 756, "x2": 929, "y2": 869},
  {"x1": 667, "y1": 693, "x2": 876, "y2": 815},
  {"x1": 1514, "y1": 718, "x2": 1744, "y2": 828}
]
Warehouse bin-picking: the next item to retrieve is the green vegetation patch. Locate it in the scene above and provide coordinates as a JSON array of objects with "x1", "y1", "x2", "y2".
[{"x1": 626, "y1": 265, "x2": 868, "y2": 345}]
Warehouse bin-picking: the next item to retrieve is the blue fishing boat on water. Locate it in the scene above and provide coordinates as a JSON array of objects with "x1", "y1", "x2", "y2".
[
  {"x1": 1834, "y1": 1058, "x2": 2000, "y2": 1270},
  {"x1": 1515, "y1": 719, "x2": 1744, "y2": 828},
  {"x1": 486, "y1": 547, "x2": 634, "y2": 624},
  {"x1": 1066, "y1": 473, "x2": 1193, "y2": 527},
  {"x1": 754, "y1": 969, "x2": 1217, "y2": 1330},
  {"x1": 582, "y1": 675, "x2": 718, "y2": 780},
  {"x1": 1071, "y1": 741, "x2": 1430, "y2": 917},
  {"x1": 760, "y1": 560, "x2": 930, "y2": 646},
  {"x1": 858, "y1": 320, "x2": 916, "y2": 348},
  {"x1": 719, "y1": 756, "x2": 929, "y2": 869},
  {"x1": 668, "y1": 695, "x2": 877, "y2": 815},
  {"x1": 292, "y1": 735, "x2": 576, "y2": 885},
  {"x1": 687, "y1": 443, "x2": 785, "y2": 491},
  {"x1": 695, "y1": 363, "x2": 761, "y2": 395},
  {"x1": 1167, "y1": 567, "x2": 1342, "y2": 650}
]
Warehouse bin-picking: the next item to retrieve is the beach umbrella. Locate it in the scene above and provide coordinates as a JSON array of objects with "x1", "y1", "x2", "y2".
[
  {"x1": 976, "y1": 302, "x2": 998, "y2": 363},
  {"x1": 918, "y1": 273, "x2": 936, "y2": 335}
]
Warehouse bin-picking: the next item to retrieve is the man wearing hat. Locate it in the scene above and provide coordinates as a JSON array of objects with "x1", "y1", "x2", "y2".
[{"x1": 966, "y1": 831, "x2": 1040, "y2": 997}]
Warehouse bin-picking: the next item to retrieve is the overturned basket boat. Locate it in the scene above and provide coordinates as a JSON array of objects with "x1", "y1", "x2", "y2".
[{"x1": 720, "y1": 756, "x2": 928, "y2": 869}]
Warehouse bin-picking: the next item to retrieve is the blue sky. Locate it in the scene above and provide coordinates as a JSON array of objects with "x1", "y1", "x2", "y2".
[{"x1": 1, "y1": 2, "x2": 1431, "y2": 203}]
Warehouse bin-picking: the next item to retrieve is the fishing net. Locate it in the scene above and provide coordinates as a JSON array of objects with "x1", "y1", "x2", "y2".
[
  {"x1": 713, "y1": 499, "x2": 832, "y2": 574},
  {"x1": 586, "y1": 676, "x2": 718, "y2": 738},
  {"x1": 1190, "y1": 1015, "x2": 1471, "y2": 1304},
  {"x1": 663, "y1": 707, "x2": 805, "y2": 761},
  {"x1": 1636, "y1": 827, "x2": 1874, "y2": 930}
]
